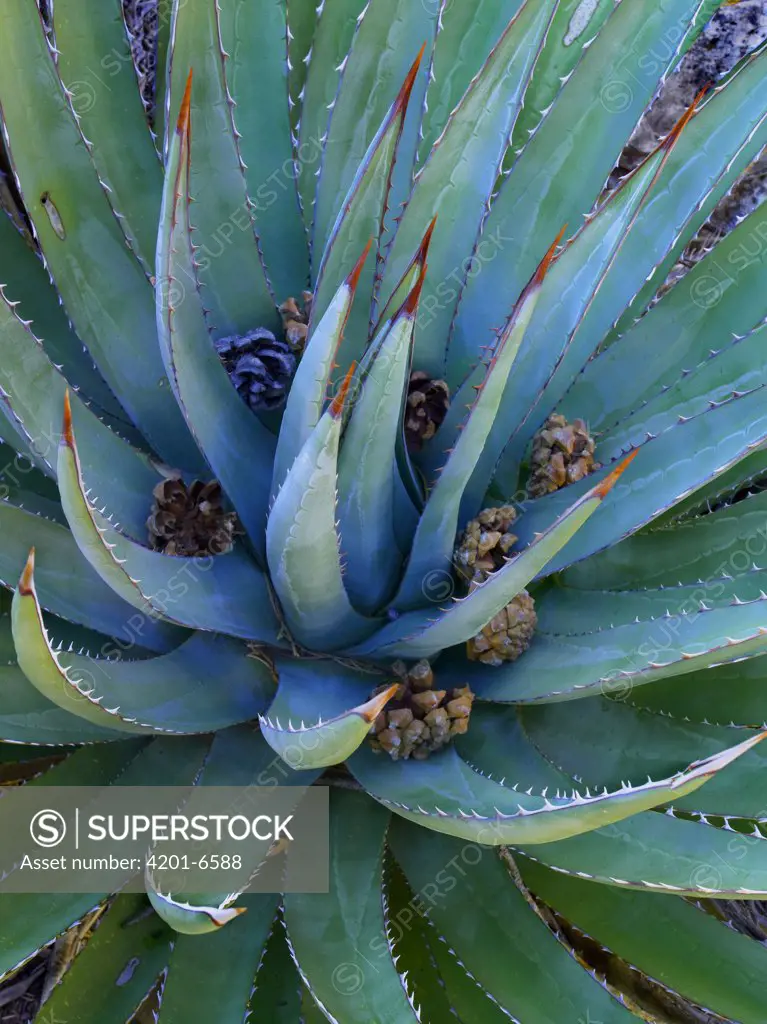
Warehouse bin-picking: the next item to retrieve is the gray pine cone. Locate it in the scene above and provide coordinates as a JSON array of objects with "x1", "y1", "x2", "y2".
[{"x1": 216, "y1": 328, "x2": 297, "y2": 412}]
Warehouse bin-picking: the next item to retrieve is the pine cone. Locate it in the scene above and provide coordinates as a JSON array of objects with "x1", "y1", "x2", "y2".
[
  {"x1": 368, "y1": 660, "x2": 474, "y2": 761},
  {"x1": 216, "y1": 329, "x2": 296, "y2": 412},
  {"x1": 454, "y1": 505, "x2": 519, "y2": 585},
  {"x1": 405, "y1": 371, "x2": 450, "y2": 451},
  {"x1": 279, "y1": 291, "x2": 313, "y2": 354},
  {"x1": 528, "y1": 413, "x2": 599, "y2": 498},
  {"x1": 466, "y1": 590, "x2": 537, "y2": 666},
  {"x1": 147, "y1": 477, "x2": 239, "y2": 557}
]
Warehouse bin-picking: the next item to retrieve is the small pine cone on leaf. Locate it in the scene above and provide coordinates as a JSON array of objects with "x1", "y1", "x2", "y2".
[
  {"x1": 466, "y1": 589, "x2": 537, "y2": 667},
  {"x1": 405, "y1": 371, "x2": 450, "y2": 451},
  {"x1": 147, "y1": 477, "x2": 239, "y2": 557},
  {"x1": 279, "y1": 291, "x2": 313, "y2": 354},
  {"x1": 528, "y1": 413, "x2": 599, "y2": 498},
  {"x1": 369, "y1": 660, "x2": 474, "y2": 761},
  {"x1": 454, "y1": 505, "x2": 519, "y2": 584},
  {"x1": 216, "y1": 328, "x2": 296, "y2": 412}
]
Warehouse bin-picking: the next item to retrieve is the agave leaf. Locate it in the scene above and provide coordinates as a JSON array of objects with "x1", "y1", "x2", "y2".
[
  {"x1": 0, "y1": 209, "x2": 129, "y2": 433},
  {"x1": 217, "y1": 0, "x2": 310, "y2": 299},
  {"x1": 607, "y1": 39, "x2": 767, "y2": 342},
  {"x1": 284, "y1": 789, "x2": 419, "y2": 1023},
  {"x1": 454, "y1": 0, "x2": 713, "y2": 384},
  {"x1": 42, "y1": 894, "x2": 173, "y2": 1024},
  {"x1": 350, "y1": 706, "x2": 763, "y2": 845},
  {"x1": 167, "y1": 0, "x2": 275, "y2": 334},
  {"x1": 53, "y1": 0, "x2": 163, "y2": 273},
  {"x1": 629, "y1": 657, "x2": 767, "y2": 730},
  {"x1": 380, "y1": 0, "x2": 558, "y2": 378},
  {"x1": 478, "y1": 108, "x2": 698, "y2": 504},
  {"x1": 272, "y1": 241, "x2": 371, "y2": 501},
  {"x1": 12, "y1": 554, "x2": 273, "y2": 735},
  {"x1": 0, "y1": 498, "x2": 182, "y2": 652},
  {"x1": 286, "y1": 0, "x2": 318, "y2": 135},
  {"x1": 260, "y1": 657, "x2": 396, "y2": 770},
  {"x1": 354, "y1": 456, "x2": 635, "y2": 659},
  {"x1": 464, "y1": 595, "x2": 767, "y2": 705},
  {"x1": 507, "y1": 0, "x2": 617, "y2": 157},
  {"x1": 371, "y1": 215, "x2": 435, "y2": 336},
  {"x1": 562, "y1": 487, "x2": 767, "y2": 594},
  {"x1": 56, "y1": 394, "x2": 280, "y2": 641},
  {"x1": 416, "y1": 0, "x2": 525, "y2": 165},
  {"x1": 311, "y1": 47, "x2": 424, "y2": 366},
  {"x1": 515, "y1": 808, "x2": 767, "y2": 898},
  {"x1": 266, "y1": 369, "x2": 380, "y2": 649},
  {"x1": 159, "y1": 894, "x2": 278, "y2": 1022},
  {"x1": 251, "y1": 919, "x2": 309, "y2": 1021},
  {"x1": 514, "y1": 382, "x2": 767, "y2": 576},
  {"x1": 0, "y1": 0, "x2": 197, "y2": 470},
  {"x1": 0, "y1": 282, "x2": 169, "y2": 539},
  {"x1": 337, "y1": 279, "x2": 421, "y2": 613},
  {"x1": 389, "y1": 821, "x2": 636, "y2": 1024},
  {"x1": 155, "y1": 0, "x2": 173, "y2": 150},
  {"x1": 563, "y1": 198, "x2": 767, "y2": 447},
  {"x1": 520, "y1": 854, "x2": 767, "y2": 1024},
  {"x1": 147, "y1": 887, "x2": 248, "y2": 937},
  {"x1": 295, "y1": 0, "x2": 367, "y2": 237},
  {"x1": 523, "y1": 700, "x2": 767, "y2": 822},
  {"x1": 394, "y1": 234, "x2": 557, "y2": 610},
  {"x1": 158, "y1": 73, "x2": 277, "y2": 550}
]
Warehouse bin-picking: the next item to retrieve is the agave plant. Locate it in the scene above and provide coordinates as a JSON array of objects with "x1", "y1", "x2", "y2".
[{"x1": 3, "y1": 0, "x2": 767, "y2": 1020}]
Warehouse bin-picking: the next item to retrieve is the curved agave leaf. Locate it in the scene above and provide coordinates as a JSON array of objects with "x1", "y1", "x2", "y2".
[
  {"x1": 216, "y1": 0, "x2": 309, "y2": 301},
  {"x1": 57, "y1": 393, "x2": 279, "y2": 641},
  {"x1": 249, "y1": 916, "x2": 306, "y2": 1021},
  {"x1": 0, "y1": 207, "x2": 128, "y2": 432},
  {"x1": 0, "y1": 281, "x2": 166, "y2": 539},
  {"x1": 53, "y1": 0, "x2": 163, "y2": 272},
  {"x1": 520, "y1": 854, "x2": 767, "y2": 1024},
  {"x1": 354, "y1": 455, "x2": 636, "y2": 659},
  {"x1": 12, "y1": 552, "x2": 273, "y2": 735},
  {"x1": 463, "y1": 595, "x2": 767, "y2": 704},
  {"x1": 272, "y1": 240, "x2": 371, "y2": 502},
  {"x1": 158, "y1": 894, "x2": 278, "y2": 1022},
  {"x1": 0, "y1": 498, "x2": 182, "y2": 651},
  {"x1": 381, "y1": 0, "x2": 559, "y2": 378},
  {"x1": 349, "y1": 707, "x2": 763, "y2": 845},
  {"x1": 147, "y1": 886, "x2": 247, "y2": 936},
  {"x1": 454, "y1": 0, "x2": 713, "y2": 384},
  {"x1": 284, "y1": 789, "x2": 419, "y2": 1023},
  {"x1": 522, "y1": 699, "x2": 767, "y2": 821},
  {"x1": 41, "y1": 893, "x2": 173, "y2": 1024},
  {"x1": 337, "y1": 275, "x2": 421, "y2": 613},
  {"x1": 295, "y1": 0, "x2": 367, "y2": 237},
  {"x1": 311, "y1": 47, "x2": 424, "y2": 366},
  {"x1": 515, "y1": 809, "x2": 767, "y2": 898},
  {"x1": 389, "y1": 820, "x2": 636, "y2": 1023},
  {"x1": 157, "y1": 72, "x2": 277, "y2": 550},
  {"x1": 266, "y1": 368, "x2": 380, "y2": 649},
  {"x1": 260, "y1": 657, "x2": 397, "y2": 769},
  {"x1": 166, "y1": 0, "x2": 275, "y2": 334},
  {"x1": 0, "y1": 0, "x2": 197, "y2": 470},
  {"x1": 394, "y1": 232, "x2": 558, "y2": 610}
]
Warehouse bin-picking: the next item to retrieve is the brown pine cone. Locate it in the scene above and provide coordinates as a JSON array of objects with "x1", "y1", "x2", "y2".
[
  {"x1": 147, "y1": 477, "x2": 240, "y2": 557},
  {"x1": 528, "y1": 413, "x2": 599, "y2": 498},
  {"x1": 405, "y1": 371, "x2": 450, "y2": 451}
]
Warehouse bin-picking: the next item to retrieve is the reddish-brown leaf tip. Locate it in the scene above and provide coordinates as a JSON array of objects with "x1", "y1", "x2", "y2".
[
  {"x1": 19, "y1": 548, "x2": 35, "y2": 596},
  {"x1": 394, "y1": 42, "x2": 427, "y2": 116},
  {"x1": 62, "y1": 388, "x2": 74, "y2": 448},
  {"x1": 361, "y1": 683, "x2": 399, "y2": 723},
  {"x1": 532, "y1": 224, "x2": 567, "y2": 287},
  {"x1": 594, "y1": 449, "x2": 639, "y2": 499},
  {"x1": 176, "y1": 69, "x2": 193, "y2": 135},
  {"x1": 416, "y1": 215, "x2": 438, "y2": 266},
  {"x1": 347, "y1": 238, "x2": 373, "y2": 292},
  {"x1": 402, "y1": 261, "x2": 427, "y2": 317},
  {"x1": 663, "y1": 84, "x2": 708, "y2": 151},
  {"x1": 330, "y1": 363, "x2": 357, "y2": 418}
]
